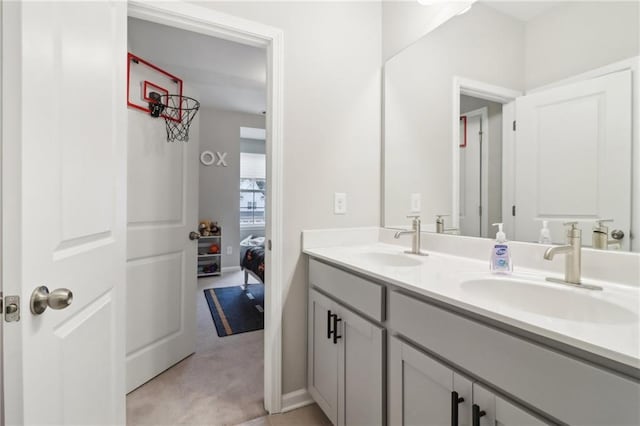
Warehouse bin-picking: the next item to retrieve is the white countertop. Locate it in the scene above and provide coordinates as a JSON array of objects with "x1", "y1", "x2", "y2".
[{"x1": 303, "y1": 242, "x2": 640, "y2": 373}]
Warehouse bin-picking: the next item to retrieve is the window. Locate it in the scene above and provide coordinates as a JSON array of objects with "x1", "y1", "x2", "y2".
[{"x1": 240, "y1": 153, "x2": 266, "y2": 226}]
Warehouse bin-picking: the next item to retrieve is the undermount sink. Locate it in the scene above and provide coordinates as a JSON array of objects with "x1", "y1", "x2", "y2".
[
  {"x1": 358, "y1": 252, "x2": 423, "y2": 267},
  {"x1": 460, "y1": 278, "x2": 638, "y2": 324}
]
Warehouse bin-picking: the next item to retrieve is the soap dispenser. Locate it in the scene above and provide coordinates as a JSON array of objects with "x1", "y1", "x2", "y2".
[
  {"x1": 538, "y1": 220, "x2": 552, "y2": 244},
  {"x1": 490, "y1": 223, "x2": 512, "y2": 274}
]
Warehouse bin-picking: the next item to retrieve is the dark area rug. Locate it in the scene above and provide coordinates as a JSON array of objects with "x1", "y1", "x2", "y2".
[{"x1": 204, "y1": 284, "x2": 264, "y2": 337}]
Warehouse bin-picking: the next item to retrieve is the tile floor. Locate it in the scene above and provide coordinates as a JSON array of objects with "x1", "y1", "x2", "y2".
[{"x1": 126, "y1": 270, "x2": 330, "y2": 425}]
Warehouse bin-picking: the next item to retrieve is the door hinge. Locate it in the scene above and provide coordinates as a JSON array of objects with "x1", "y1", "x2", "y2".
[
  {"x1": 478, "y1": 205, "x2": 482, "y2": 217},
  {"x1": 512, "y1": 120, "x2": 516, "y2": 131},
  {"x1": 2, "y1": 294, "x2": 21, "y2": 322},
  {"x1": 512, "y1": 205, "x2": 516, "y2": 216},
  {"x1": 268, "y1": 239, "x2": 272, "y2": 251}
]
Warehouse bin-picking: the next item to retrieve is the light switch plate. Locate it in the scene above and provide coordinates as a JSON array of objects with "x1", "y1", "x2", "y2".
[
  {"x1": 334, "y1": 192, "x2": 347, "y2": 215},
  {"x1": 410, "y1": 193, "x2": 421, "y2": 213}
]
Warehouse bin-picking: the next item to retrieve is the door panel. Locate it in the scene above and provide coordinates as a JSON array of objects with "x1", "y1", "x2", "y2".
[
  {"x1": 389, "y1": 337, "x2": 472, "y2": 426},
  {"x1": 2, "y1": 1, "x2": 127, "y2": 424},
  {"x1": 125, "y1": 89, "x2": 199, "y2": 391},
  {"x1": 473, "y1": 384, "x2": 545, "y2": 426},
  {"x1": 338, "y1": 305, "x2": 383, "y2": 426},
  {"x1": 514, "y1": 70, "x2": 632, "y2": 248},
  {"x1": 308, "y1": 290, "x2": 339, "y2": 423},
  {"x1": 460, "y1": 114, "x2": 483, "y2": 237}
]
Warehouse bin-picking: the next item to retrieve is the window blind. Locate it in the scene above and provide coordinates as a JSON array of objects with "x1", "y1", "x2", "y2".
[{"x1": 240, "y1": 153, "x2": 266, "y2": 179}]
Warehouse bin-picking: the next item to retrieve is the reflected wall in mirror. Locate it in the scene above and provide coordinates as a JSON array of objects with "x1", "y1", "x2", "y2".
[{"x1": 383, "y1": 1, "x2": 639, "y2": 251}]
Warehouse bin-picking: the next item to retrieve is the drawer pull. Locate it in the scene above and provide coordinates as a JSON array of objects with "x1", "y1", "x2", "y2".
[
  {"x1": 332, "y1": 314, "x2": 342, "y2": 344},
  {"x1": 451, "y1": 391, "x2": 464, "y2": 426},
  {"x1": 472, "y1": 404, "x2": 486, "y2": 426},
  {"x1": 327, "y1": 310, "x2": 333, "y2": 339}
]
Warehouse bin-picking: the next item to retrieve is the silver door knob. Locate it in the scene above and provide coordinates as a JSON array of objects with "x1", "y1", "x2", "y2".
[
  {"x1": 611, "y1": 229, "x2": 625, "y2": 240},
  {"x1": 189, "y1": 231, "x2": 201, "y2": 240},
  {"x1": 30, "y1": 286, "x2": 73, "y2": 315}
]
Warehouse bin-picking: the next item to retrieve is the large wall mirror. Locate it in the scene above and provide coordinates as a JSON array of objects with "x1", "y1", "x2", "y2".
[{"x1": 383, "y1": 1, "x2": 639, "y2": 252}]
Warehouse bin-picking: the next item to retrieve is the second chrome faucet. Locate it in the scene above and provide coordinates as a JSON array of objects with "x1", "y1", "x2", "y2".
[
  {"x1": 394, "y1": 215, "x2": 428, "y2": 256},
  {"x1": 543, "y1": 222, "x2": 601, "y2": 290}
]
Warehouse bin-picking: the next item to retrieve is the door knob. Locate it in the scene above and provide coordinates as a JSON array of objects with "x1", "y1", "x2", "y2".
[
  {"x1": 611, "y1": 229, "x2": 624, "y2": 240},
  {"x1": 189, "y1": 231, "x2": 201, "y2": 240},
  {"x1": 30, "y1": 286, "x2": 73, "y2": 315}
]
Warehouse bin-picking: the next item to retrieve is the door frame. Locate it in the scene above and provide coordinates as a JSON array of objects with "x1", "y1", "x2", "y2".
[
  {"x1": 127, "y1": 1, "x2": 285, "y2": 413},
  {"x1": 458, "y1": 107, "x2": 489, "y2": 237},
  {"x1": 451, "y1": 77, "x2": 522, "y2": 233}
]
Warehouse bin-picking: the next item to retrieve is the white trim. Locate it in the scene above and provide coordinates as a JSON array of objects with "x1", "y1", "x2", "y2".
[
  {"x1": 459, "y1": 107, "x2": 489, "y2": 238},
  {"x1": 240, "y1": 224, "x2": 266, "y2": 231},
  {"x1": 240, "y1": 126, "x2": 266, "y2": 141},
  {"x1": 528, "y1": 56, "x2": 639, "y2": 93},
  {"x1": 501, "y1": 102, "x2": 516, "y2": 237},
  {"x1": 221, "y1": 266, "x2": 241, "y2": 274},
  {"x1": 281, "y1": 389, "x2": 314, "y2": 413},
  {"x1": 127, "y1": 1, "x2": 284, "y2": 414},
  {"x1": 452, "y1": 76, "x2": 522, "y2": 231}
]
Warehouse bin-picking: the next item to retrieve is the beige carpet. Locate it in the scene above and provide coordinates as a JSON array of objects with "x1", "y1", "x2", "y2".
[{"x1": 127, "y1": 271, "x2": 268, "y2": 426}]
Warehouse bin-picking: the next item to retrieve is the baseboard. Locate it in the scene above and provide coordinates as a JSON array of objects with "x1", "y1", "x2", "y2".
[
  {"x1": 221, "y1": 266, "x2": 241, "y2": 273},
  {"x1": 281, "y1": 388, "x2": 314, "y2": 413}
]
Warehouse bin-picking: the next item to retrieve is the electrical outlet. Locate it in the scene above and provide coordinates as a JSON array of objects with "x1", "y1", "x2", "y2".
[
  {"x1": 410, "y1": 193, "x2": 421, "y2": 213},
  {"x1": 226, "y1": 246, "x2": 232, "y2": 255},
  {"x1": 334, "y1": 192, "x2": 347, "y2": 215}
]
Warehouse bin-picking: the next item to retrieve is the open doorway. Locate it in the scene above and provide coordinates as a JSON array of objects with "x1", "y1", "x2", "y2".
[
  {"x1": 458, "y1": 96, "x2": 503, "y2": 239},
  {"x1": 451, "y1": 78, "x2": 521, "y2": 237},
  {"x1": 124, "y1": 12, "x2": 274, "y2": 425}
]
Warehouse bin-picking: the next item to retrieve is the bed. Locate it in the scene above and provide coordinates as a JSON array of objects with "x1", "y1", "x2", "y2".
[{"x1": 240, "y1": 235, "x2": 266, "y2": 288}]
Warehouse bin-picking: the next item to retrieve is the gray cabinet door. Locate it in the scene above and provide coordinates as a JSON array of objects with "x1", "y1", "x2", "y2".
[
  {"x1": 336, "y1": 304, "x2": 384, "y2": 426},
  {"x1": 308, "y1": 289, "x2": 339, "y2": 424},
  {"x1": 389, "y1": 337, "x2": 473, "y2": 426},
  {"x1": 473, "y1": 384, "x2": 546, "y2": 426}
]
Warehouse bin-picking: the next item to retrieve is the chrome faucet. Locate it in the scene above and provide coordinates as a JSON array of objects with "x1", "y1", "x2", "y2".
[
  {"x1": 394, "y1": 215, "x2": 428, "y2": 256},
  {"x1": 435, "y1": 215, "x2": 447, "y2": 234},
  {"x1": 543, "y1": 222, "x2": 601, "y2": 290},
  {"x1": 592, "y1": 219, "x2": 621, "y2": 250}
]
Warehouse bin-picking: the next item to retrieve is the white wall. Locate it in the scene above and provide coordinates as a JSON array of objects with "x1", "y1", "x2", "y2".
[
  {"x1": 382, "y1": 1, "x2": 473, "y2": 61},
  {"x1": 192, "y1": 1, "x2": 382, "y2": 395},
  {"x1": 525, "y1": 2, "x2": 640, "y2": 90},
  {"x1": 384, "y1": 3, "x2": 524, "y2": 228},
  {"x1": 199, "y1": 108, "x2": 265, "y2": 269}
]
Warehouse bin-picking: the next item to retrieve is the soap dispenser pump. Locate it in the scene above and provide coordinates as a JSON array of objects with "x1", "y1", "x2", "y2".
[
  {"x1": 538, "y1": 220, "x2": 552, "y2": 244},
  {"x1": 490, "y1": 223, "x2": 512, "y2": 274}
]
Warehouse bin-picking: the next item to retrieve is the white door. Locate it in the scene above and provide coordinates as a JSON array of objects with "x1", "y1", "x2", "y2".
[
  {"x1": 514, "y1": 70, "x2": 632, "y2": 248},
  {"x1": 460, "y1": 112, "x2": 483, "y2": 237},
  {"x1": 126, "y1": 86, "x2": 199, "y2": 390},
  {"x1": 2, "y1": 1, "x2": 127, "y2": 424}
]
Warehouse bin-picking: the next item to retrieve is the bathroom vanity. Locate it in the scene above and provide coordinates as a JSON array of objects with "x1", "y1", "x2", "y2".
[{"x1": 303, "y1": 230, "x2": 640, "y2": 426}]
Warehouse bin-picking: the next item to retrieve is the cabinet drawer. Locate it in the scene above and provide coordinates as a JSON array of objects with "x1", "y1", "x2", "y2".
[
  {"x1": 309, "y1": 258, "x2": 384, "y2": 322},
  {"x1": 389, "y1": 290, "x2": 640, "y2": 425}
]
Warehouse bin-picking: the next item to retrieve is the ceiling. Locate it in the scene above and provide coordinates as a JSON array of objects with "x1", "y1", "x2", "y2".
[
  {"x1": 481, "y1": 1, "x2": 562, "y2": 22},
  {"x1": 128, "y1": 17, "x2": 266, "y2": 114}
]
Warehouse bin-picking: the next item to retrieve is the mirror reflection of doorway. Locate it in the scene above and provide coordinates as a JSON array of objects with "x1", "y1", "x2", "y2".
[{"x1": 459, "y1": 96, "x2": 503, "y2": 238}]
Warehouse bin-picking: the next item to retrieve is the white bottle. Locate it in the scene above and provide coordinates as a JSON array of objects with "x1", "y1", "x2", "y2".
[
  {"x1": 538, "y1": 220, "x2": 552, "y2": 244},
  {"x1": 490, "y1": 223, "x2": 512, "y2": 274}
]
